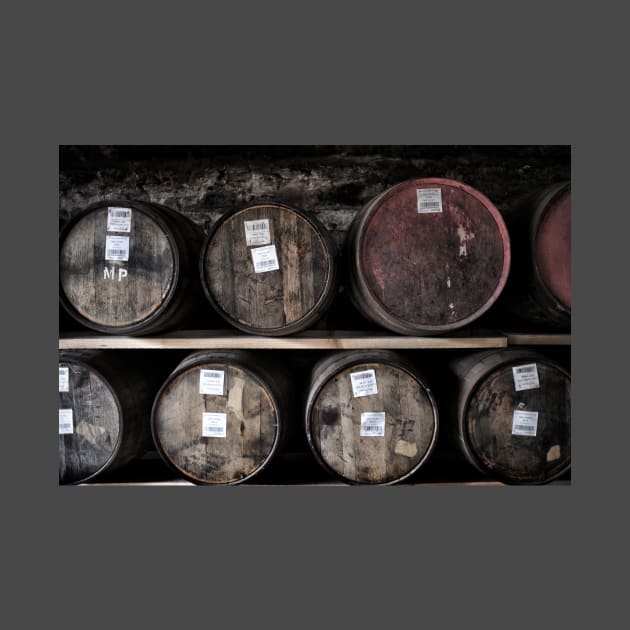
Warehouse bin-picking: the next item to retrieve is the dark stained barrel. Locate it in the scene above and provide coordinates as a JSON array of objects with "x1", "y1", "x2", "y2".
[
  {"x1": 151, "y1": 350, "x2": 288, "y2": 484},
  {"x1": 60, "y1": 199, "x2": 210, "y2": 335},
  {"x1": 58, "y1": 351, "x2": 163, "y2": 484},
  {"x1": 346, "y1": 178, "x2": 511, "y2": 335},
  {"x1": 449, "y1": 348, "x2": 571, "y2": 484},
  {"x1": 200, "y1": 203, "x2": 337, "y2": 336},
  {"x1": 305, "y1": 350, "x2": 439, "y2": 485},
  {"x1": 497, "y1": 182, "x2": 571, "y2": 329}
]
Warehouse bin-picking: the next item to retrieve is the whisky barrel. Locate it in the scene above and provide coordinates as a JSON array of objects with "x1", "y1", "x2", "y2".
[
  {"x1": 305, "y1": 350, "x2": 439, "y2": 485},
  {"x1": 200, "y1": 203, "x2": 337, "y2": 336},
  {"x1": 497, "y1": 182, "x2": 571, "y2": 329},
  {"x1": 347, "y1": 178, "x2": 511, "y2": 335},
  {"x1": 58, "y1": 351, "x2": 162, "y2": 484},
  {"x1": 59, "y1": 199, "x2": 210, "y2": 335},
  {"x1": 449, "y1": 348, "x2": 571, "y2": 484},
  {"x1": 151, "y1": 350, "x2": 288, "y2": 484}
]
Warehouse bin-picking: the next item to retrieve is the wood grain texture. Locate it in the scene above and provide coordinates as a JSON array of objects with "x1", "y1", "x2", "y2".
[
  {"x1": 58, "y1": 357, "x2": 120, "y2": 484},
  {"x1": 201, "y1": 203, "x2": 336, "y2": 335},
  {"x1": 60, "y1": 199, "x2": 208, "y2": 335},
  {"x1": 450, "y1": 348, "x2": 571, "y2": 484},
  {"x1": 305, "y1": 350, "x2": 438, "y2": 484},
  {"x1": 151, "y1": 350, "x2": 284, "y2": 484},
  {"x1": 58, "y1": 351, "x2": 157, "y2": 484},
  {"x1": 58, "y1": 330, "x2": 510, "y2": 350},
  {"x1": 347, "y1": 178, "x2": 511, "y2": 335},
  {"x1": 496, "y1": 182, "x2": 571, "y2": 329}
]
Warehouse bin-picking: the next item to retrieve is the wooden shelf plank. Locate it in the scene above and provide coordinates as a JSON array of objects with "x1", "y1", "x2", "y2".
[
  {"x1": 59, "y1": 330, "x2": 509, "y2": 350},
  {"x1": 505, "y1": 333, "x2": 571, "y2": 346},
  {"x1": 77, "y1": 480, "x2": 570, "y2": 487}
]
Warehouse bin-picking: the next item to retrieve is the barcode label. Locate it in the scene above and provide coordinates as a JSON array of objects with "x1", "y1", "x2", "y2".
[
  {"x1": 199, "y1": 369, "x2": 225, "y2": 395},
  {"x1": 417, "y1": 188, "x2": 443, "y2": 213},
  {"x1": 512, "y1": 410, "x2": 539, "y2": 436},
  {"x1": 244, "y1": 218, "x2": 272, "y2": 246},
  {"x1": 360, "y1": 411, "x2": 386, "y2": 437},
  {"x1": 251, "y1": 244, "x2": 280, "y2": 273},
  {"x1": 107, "y1": 207, "x2": 132, "y2": 232},
  {"x1": 512, "y1": 363, "x2": 540, "y2": 391},
  {"x1": 105, "y1": 235, "x2": 130, "y2": 261},
  {"x1": 202, "y1": 412, "x2": 227, "y2": 438},
  {"x1": 59, "y1": 408, "x2": 73, "y2": 435},
  {"x1": 59, "y1": 367, "x2": 69, "y2": 392},
  {"x1": 350, "y1": 369, "x2": 378, "y2": 397}
]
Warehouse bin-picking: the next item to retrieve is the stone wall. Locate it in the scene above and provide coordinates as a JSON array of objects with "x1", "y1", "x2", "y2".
[{"x1": 59, "y1": 145, "x2": 570, "y2": 252}]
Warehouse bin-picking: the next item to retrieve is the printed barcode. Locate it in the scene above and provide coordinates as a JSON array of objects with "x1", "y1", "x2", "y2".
[
  {"x1": 258, "y1": 260, "x2": 275, "y2": 267},
  {"x1": 111, "y1": 210, "x2": 130, "y2": 217},
  {"x1": 60, "y1": 423, "x2": 72, "y2": 430},
  {"x1": 247, "y1": 222, "x2": 267, "y2": 231},
  {"x1": 514, "y1": 425, "x2": 536, "y2": 434},
  {"x1": 420, "y1": 202, "x2": 441, "y2": 208},
  {"x1": 354, "y1": 373, "x2": 372, "y2": 379},
  {"x1": 204, "y1": 371, "x2": 222, "y2": 377},
  {"x1": 206, "y1": 427, "x2": 223, "y2": 433},
  {"x1": 516, "y1": 366, "x2": 535, "y2": 373},
  {"x1": 107, "y1": 249, "x2": 125, "y2": 256}
]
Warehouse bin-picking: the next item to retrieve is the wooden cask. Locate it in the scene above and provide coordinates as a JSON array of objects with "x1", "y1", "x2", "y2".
[
  {"x1": 200, "y1": 203, "x2": 337, "y2": 335},
  {"x1": 347, "y1": 178, "x2": 511, "y2": 335},
  {"x1": 497, "y1": 182, "x2": 571, "y2": 329},
  {"x1": 449, "y1": 348, "x2": 571, "y2": 484},
  {"x1": 58, "y1": 351, "x2": 161, "y2": 484},
  {"x1": 151, "y1": 350, "x2": 288, "y2": 484},
  {"x1": 305, "y1": 350, "x2": 439, "y2": 485},
  {"x1": 60, "y1": 199, "x2": 210, "y2": 335}
]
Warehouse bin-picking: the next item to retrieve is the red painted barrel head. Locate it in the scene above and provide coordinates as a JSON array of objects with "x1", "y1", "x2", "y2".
[
  {"x1": 535, "y1": 186, "x2": 571, "y2": 310},
  {"x1": 357, "y1": 178, "x2": 510, "y2": 332}
]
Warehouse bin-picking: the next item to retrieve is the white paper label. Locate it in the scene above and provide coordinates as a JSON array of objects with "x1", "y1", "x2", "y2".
[
  {"x1": 251, "y1": 244, "x2": 280, "y2": 273},
  {"x1": 199, "y1": 369, "x2": 225, "y2": 396},
  {"x1": 105, "y1": 235, "x2": 130, "y2": 261},
  {"x1": 512, "y1": 410, "x2": 539, "y2": 436},
  {"x1": 417, "y1": 188, "x2": 443, "y2": 213},
  {"x1": 512, "y1": 363, "x2": 540, "y2": 391},
  {"x1": 350, "y1": 369, "x2": 378, "y2": 397},
  {"x1": 244, "y1": 218, "x2": 272, "y2": 246},
  {"x1": 360, "y1": 411, "x2": 386, "y2": 437},
  {"x1": 202, "y1": 412, "x2": 227, "y2": 438},
  {"x1": 107, "y1": 207, "x2": 132, "y2": 232},
  {"x1": 59, "y1": 409, "x2": 74, "y2": 435},
  {"x1": 59, "y1": 367, "x2": 69, "y2": 392}
]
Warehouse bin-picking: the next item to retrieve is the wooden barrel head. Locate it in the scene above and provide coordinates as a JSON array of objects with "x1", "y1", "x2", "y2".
[
  {"x1": 307, "y1": 358, "x2": 438, "y2": 484},
  {"x1": 463, "y1": 360, "x2": 571, "y2": 484},
  {"x1": 352, "y1": 178, "x2": 510, "y2": 333},
  {"x1": 58, "y1": 358, "x2": 122, "y2": 484},
  {"x1": 60, "y1": 202, "x2": 176, "y2": 332},
  {"x1": 535, "y1": 186, "x2": 571, "y2": 310},
  {"x1": 152, "y1": 358, "x2": 281, "y2": 484},
  {"x1": 201, "y1": 204, "x2": 335, "y2": 335}
]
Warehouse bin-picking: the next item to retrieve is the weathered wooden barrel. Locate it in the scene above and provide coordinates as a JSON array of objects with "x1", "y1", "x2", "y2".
[
  {"x1": 346, "y1": 178, "x2": 511, "y2": 335},
  {"x1": 497, "y1": 182, "x2": 571, "y2": 329},
  {"x1": 59, "y1": 199, "x2": 210, "y2": 335},
  {"x1": 58, "y1": 351, "x2": 162, "y2": 484},
  {"x1": 200, "y1": 203, "x2": 337, "y2": 335},
  {"x1": 305, "y1": 350, "x2": 439, "y2": 485},
  {"x1": 449, "y1": 348, "x2": 571, "y2": 484},
  {"x1": 151, "y1": 350, "x2": 288, "y2": 484}
]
